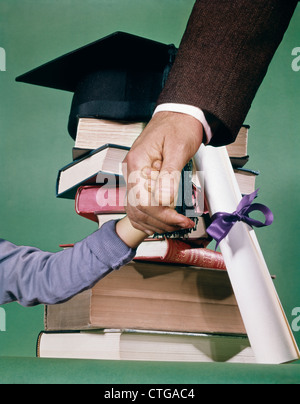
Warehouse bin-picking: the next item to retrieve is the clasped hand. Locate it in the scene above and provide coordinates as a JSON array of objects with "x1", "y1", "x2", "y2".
[{"x1": 122, "y1": 111, "x2": 203, "y2": 236}]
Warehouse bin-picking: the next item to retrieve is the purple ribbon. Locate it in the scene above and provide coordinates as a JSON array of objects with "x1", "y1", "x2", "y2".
[{"x1": 207, "y1": 189, "x2": 274, "y2": 250}]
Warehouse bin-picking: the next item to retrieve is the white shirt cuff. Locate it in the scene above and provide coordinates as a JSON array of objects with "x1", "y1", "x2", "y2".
[{"x1": 153, "y1": 103, "x2": 213, "y2": 144}]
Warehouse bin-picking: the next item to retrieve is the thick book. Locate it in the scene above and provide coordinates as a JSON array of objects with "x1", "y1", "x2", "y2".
[
  {"x1": 56, "y1": 144, "x2": 129, "y2": 199},
  {"x1": 75, "y1": 185, "x2": 127, "y2": 222},
  {"x1": 37, "y1": 329, "x2": 255, "y2": 363},
  {"x1": 74, "y1": 118, "x2": 249, "y2": 166},
  {"x1": 135, "y1": 239, "x2": 225, "y2": 270},
  {"x1": 75, "y1": 118, "x2": 147, "y2": 151},
  {"x1": 75, "y1": 185, "x2": 211, "y2": 241},
  {"x1": 226, "y1": 125, "x2": 249, "y2": 159},
  {"x1": 59, "y1": 146, "x2": 254, "y2": 200},
  {"x1": 44, "y1": 261, "x2": 246, "y2": 335},
  {"x1": 233, "y1": 167, "x2": 259, "y2": 195},
  {"x1": 75, "y1": 184, "x2": 207, "y2": 217}
]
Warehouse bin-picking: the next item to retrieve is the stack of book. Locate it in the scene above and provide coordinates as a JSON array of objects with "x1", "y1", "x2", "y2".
[
  {"x1": 39, "y1": 118, "x2": 258, "y2": 363},
  {"x1": 57, "y1": 120, "x2": 258, "y2": 200}
]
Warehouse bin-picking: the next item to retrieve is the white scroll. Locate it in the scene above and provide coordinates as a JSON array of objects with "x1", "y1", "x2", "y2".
[{"x1": 194, "y1": 144, "x2": 300, "y2": 364}]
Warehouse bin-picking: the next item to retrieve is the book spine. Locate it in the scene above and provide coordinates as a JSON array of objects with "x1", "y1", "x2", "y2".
[
  {"x1": 76, "y1": 185, "x2": 209, "y2": 223},
  {"x1": 165, "y1": 240, "x2": 226, "y2": 270},
  {"x1": 75, "y1": 186, "x2": 126, "y2": 222},
  {"x1": 135, "y1": 240, "x2": 226, "y2": 270}
]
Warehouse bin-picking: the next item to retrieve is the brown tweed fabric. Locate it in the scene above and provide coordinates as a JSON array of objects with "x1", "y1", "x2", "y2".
[{"x1": 157, "y1": 0, "x2": 298, "y2": 146}]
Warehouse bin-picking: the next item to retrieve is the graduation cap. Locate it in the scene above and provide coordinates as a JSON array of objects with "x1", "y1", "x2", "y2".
[{"x1": 16, "y1": 31, "x2": 177, "y2": 139}]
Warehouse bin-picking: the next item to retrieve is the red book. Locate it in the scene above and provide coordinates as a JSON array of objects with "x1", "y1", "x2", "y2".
[
  {"x1": 75, "y1": 185, "x2": 127, "y2": 222},
  {"x1": 75, "y1": 185, "x2": 209, "y2": 223},
  {"x1": 135, "y1": 239, "x2": 226, "y2": 270}
]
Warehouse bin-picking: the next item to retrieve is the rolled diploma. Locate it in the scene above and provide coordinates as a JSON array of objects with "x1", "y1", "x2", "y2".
[{"x1": 194, "y1": 144, "x2": 300, "y2": 364}]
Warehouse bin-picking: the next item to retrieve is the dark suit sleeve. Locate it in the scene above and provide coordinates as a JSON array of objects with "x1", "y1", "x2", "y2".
[{"x1": 157, "y1": 0, "x2": 298, "y2": 146}]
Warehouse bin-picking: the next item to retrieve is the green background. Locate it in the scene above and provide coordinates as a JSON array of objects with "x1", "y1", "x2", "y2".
[{"x1": 0, "y1": 0, "x2": 299, "y2": 367}]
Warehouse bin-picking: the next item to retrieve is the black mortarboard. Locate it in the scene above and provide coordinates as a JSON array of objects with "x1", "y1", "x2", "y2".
[{"x1": 16, "y1": 31, "x2": 177, "y2": 139}]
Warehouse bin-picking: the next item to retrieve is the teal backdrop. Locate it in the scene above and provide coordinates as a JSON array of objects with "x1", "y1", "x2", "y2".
[{"x1": 0, "y1": 0, "x2": 299, "y2": 362}]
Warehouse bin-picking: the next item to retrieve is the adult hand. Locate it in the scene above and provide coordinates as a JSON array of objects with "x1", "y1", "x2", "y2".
[{"x1": 122, "y1": 111, "x2": 203, "y2": 235}]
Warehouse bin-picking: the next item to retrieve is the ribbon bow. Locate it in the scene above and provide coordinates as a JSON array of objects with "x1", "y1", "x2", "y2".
[{"x1": 207, "y1": 189, "x2": 274, "y2": 250}]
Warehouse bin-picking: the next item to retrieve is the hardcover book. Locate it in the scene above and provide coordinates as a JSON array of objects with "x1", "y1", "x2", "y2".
[
  {"x1": 37, "y1": 329, "x2": 254, "y2": 363},
  {"x1": 45, "y1": 261, "x2": 246, "y2": 335},
  {"x1": 56, "y1": 144, "x2": 129, "y2": 198}
]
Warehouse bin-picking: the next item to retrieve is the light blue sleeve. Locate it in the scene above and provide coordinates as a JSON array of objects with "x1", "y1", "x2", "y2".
[{"x1": 0, "y1": 220, "x2": 136, "y2": 307}]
